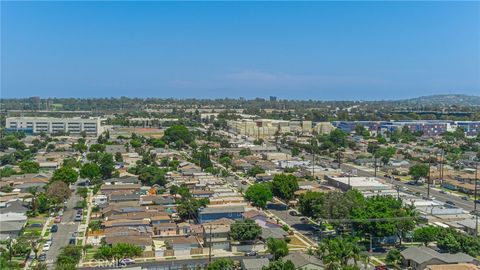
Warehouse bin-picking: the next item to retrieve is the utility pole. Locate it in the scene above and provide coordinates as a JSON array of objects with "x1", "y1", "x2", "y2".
[
  {"x1": 374, "y1": 155, "x2": 377, "y2": 177},
  {"x1": 208, "y1": 225, "x2": 212, "y2": 263},
  {"x1": 427, "y1": 155, "x2": 432, "y2": 199},
  {"x1": 475, "y1": 161, "x2": 478, "y2": 236},
  {"x1": 396, "y1": 186, "x2": 400, "y2": 200},
  {"x1": 312, "y1": 148, "x2": 315, "y2": 180}
]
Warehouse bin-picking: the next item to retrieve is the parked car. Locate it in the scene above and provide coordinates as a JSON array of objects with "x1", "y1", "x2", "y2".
[
  {"x1": 50, "y1": 225, "x2": 58, "y2": 233},
  {"x1": 74, "y1": 215, "x2": 82, "y2": 222},
  {"x1": 29, "y1": 223, "x2": 43, "y2": 228},
  {"x1": 54, "y1": 216, "x2": 62, "y2": 223},
  {"x1": 38, "y1": 253, "x2": 46, "y2": 262},
  {"x1": 445, "y1": 200, "x2": 455, "y2": 206},
  {"x1": 241, "y1": 180, "x2": 248, "y2": 185},
  {"x1": 68, "y1": 238, "x2": 76, "y2": 245},
  {"x1": 439, "y1": 190, "x2": 448, "y2": 194},
  {"x1": 461, "y1": 196, "x2": 470, "y2": 201},
  {"x1": 289, "y1": 210, "x2": 299, "y2": 216},
  {"x1": 42, "y1": 243, "x2": 51, "y2": 252},
  {"x1": 246, "y1": 251, "x2": 257, "y2": 256},
  {"x1": 120, "y1": 258, "x2": 136, "y2": 265},
  {"x1": 300, "y1": 217, "x2": 309, "y2": 224}
]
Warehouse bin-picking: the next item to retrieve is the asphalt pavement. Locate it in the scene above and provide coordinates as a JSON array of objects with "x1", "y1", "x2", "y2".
[{"x1": 44, "y1": 183, "x2": 82, "y2": 269}]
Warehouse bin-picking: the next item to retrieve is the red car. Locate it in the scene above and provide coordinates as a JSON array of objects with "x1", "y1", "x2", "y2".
[{"x1": 54, "y1": 216, "x2": 62, "y2": 223}]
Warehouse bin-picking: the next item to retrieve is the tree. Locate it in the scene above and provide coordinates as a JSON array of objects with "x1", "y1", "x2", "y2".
[
  {"x1": 46, "y1": 181, "x2": 71, "y2": 205},
  {"x1": 262, "y1": 260, "x2": 295, "y2": 270},
  {"x1": 266, "y1": 238, "x2": 289, "y2": 260},
  {"x1": 51, "y1": 166, "x2": 79, "y2": 184},
  {"x1": 19, "y1": 161, "x2": 40, "y2": 173},
  {"x1": 272, "y1": 174, "x2": 299, "y2": 200},
  {"x1": 99, "y1": 153, "x2": 115, "y2": 179},
  {"x1": 207, "y1": 258, "x2": 235, "y2": 270},
  {"x1": 89, "y1": 144, "x2": 106, "y2": 152},
  {"x1": 239, "y1": 148, "x2": 252, "y2": 157},
  {"x1": 385, "y1": 249, "x2": 402, "y2": 267},
  {"x1": 76, "y1": 187, "x2": 89, "y2": 199},
  {"x1": 62, "y1": 158, "x2": 79, "y2": 168},
  {"x1": 56, "y1": 245, "x2": 82, "y2": 269},
  {"x1": 230, "y1": 219, "x2": 261, "y2": 242},
  {"x1": 316, "y1": 237, "x2": 363, "y2": 270},
  {"x1": 291, "y1": 147, "x2": 300, "y2": 157},
  {"x1": 27, "y1": 186, "x2": 40, "y2": 214},
  {"x1": 409, "y1": 163, "x2": 429, "y2": 180},
  {"x1": 163, "y1": 125, "x2": 194, "y2": 148},
  {"x1": 80, "y1": 163, "x2": 101, "y2": 181},
  {"x1": 110, "y1": 243, "x2": 143, "y2": 265},
  {"x1": 114, "y1": 152, "x2": 123, "y2": 162},
  {"x1": 413, "y1": 226, "x2": 439, "y2": 246},
  {"x1": 351, "y1": 195, "x2": 412, "y2": 238},
  {"x1": 245, "y1": 183, "x2": 273, "y2": 208},
  {"x1": 247, "y1": 165, "x2": 265, "y2": 177},
  {"x1": 207, "y1": 258, "x2": 234, "y2": 270}
]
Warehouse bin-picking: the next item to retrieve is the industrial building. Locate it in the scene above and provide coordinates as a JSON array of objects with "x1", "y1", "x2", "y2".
[{"x1": 5, "y1": 117, "x2": 103, "y2": 136}]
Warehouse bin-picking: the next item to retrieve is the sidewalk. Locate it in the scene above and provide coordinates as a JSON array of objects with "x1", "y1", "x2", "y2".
[{"x1": 24, "y1": 216, "x2": 53, "y2": 269}]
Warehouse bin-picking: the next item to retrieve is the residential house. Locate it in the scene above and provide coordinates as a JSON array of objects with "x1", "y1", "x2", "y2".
[
  {"x1": 284, "y1": 252, "x2": 325, "y2": 270},
  {"x1": 241, "y1": 258, "x2": 270, "y2": 270},
  {"x1": 153, "y1": 223, "x2": 178, "y2": 237},
  {"x1": 198, "y1": 206, "x2": 245, "y2": 223},
  {"x1": 401, "y1": 246, "x2": 476, "y2": 270}
]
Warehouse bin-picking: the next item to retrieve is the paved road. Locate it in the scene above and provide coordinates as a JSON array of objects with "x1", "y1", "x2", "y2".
[
  {"x1": 281, "y1": 146, "x2": 477, "y2": 213},
  {"x1": 44, "y1": 184, "x2": 82, "y2": 269}
]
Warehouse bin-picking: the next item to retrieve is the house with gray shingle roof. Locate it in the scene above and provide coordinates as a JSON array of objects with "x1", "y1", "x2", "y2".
[{"x1": 401, "y1": 246, "x2": 476, "y2": 270}]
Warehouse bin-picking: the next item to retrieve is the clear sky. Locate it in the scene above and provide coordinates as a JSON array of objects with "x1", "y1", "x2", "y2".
[{"x1": 1, "y1": 1, "x2": 479, "y2": 100}]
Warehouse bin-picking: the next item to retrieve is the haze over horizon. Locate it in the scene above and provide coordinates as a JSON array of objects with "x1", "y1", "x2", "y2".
[{"x1": 1, "y1": 2, "x2": 479, "y2": 100}]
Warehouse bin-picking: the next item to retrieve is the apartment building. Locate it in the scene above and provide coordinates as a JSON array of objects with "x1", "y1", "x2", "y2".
[{"x1": 5, "y1": 117, "x2": 103, "y2": 136}]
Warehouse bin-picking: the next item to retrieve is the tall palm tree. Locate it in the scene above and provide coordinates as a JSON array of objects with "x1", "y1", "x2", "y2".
[{"x1": 27, "y1": 186, "x2": 39, "y2": 214}]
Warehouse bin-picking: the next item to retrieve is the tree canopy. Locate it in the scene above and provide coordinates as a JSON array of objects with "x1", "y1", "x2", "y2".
[
  {"x1": 272, "y1": 174, "x2": 299, "y2": 200},
  {"x1": 245, "y1": 183, "x2": 273, "y2": 208},
  {"x1": 230, "y1": 219, "x2": 261, "y2": 242}
]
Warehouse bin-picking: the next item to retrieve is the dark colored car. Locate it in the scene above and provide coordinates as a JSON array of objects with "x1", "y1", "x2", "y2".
[
  {"x1": 445, "y1": 200, "x2": 455, "y2": 206},
  {"x1": 68, "y1": 238, "x2": 76, "y2": 245},
  {"x1": 50, "y1": 225, "x2": 58, "y2": 233}
]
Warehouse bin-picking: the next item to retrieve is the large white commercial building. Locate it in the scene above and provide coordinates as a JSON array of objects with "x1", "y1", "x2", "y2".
[{"x1": 5, "y1": 117, "x2": 103, "y2": 136}]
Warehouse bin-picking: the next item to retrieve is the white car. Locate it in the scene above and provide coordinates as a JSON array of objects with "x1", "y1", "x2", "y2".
[
  {"x1": 120, "y1": 258, "x2": 135, "y2": 265},
  {"x1": 42, "y1": 243, "x2": 51, "y2": 252}
]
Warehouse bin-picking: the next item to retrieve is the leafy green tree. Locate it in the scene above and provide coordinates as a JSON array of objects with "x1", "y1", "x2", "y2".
[
  {"x1": 385, "y1": 249, "x2": 402, "y2": 267},
  {"x1": 245, "y1": 183, "x2": 273, "y2": 208},
  {"x1": 99, "y1": 153, "x2": 115, "y2": 179},
  {"x1": 19, "y1": 161, "x2": 40, "y2": 173},
  {"x1": 62, "y1": 158, "x2": 79, "y2": 168},
  {"x1": 413, "y1": 226, "x2": 439, "y2": 246},
  {"x1": 149, "y1": 138, "x2": 166, "y2": 148},
  {"x1": 247, "y1": 165, "x2": 265, "y2": 177},
  {"x1": 272, "y1": 174, "x2": 299, "y2": 200},
  {"x1": 207, "y1": 258, "x2": 234, "y2": 270},
  {"x1": 266, "y1": 238, "x2": 289, "y2": 260},
  {"x1": 239, "y1": 148, "x2": 252, "y2": 157},
  {"x1": 89, "y1": 144, "x2": 106, "y2": 152},
  {"x1": 230, "y1": 219, "x2": 261, "y2": 242},
  {"x1": 80, "y1": 163, "x2": 101, "y2": 181},
  {"x1": 51, "y1": 166, "x2": 79, "y2": 184},
  {"x1": 130, "y1": 139, "x2": 142, "y2": 148},
  {"x1": 114, "y1": 152, "x2": 123, "y2": 162},
  {"x1": 409, "y1": 163, "x2": 429, "y2": 180},
  {"x1": 56, "y1": 245, "x2": 82, "y2": 269},
  {"x1": 351, "y1": 195, "x2": 413, "y2": 238},
  {"x1": 291, "y1": 147, "x2": 300, "y2": 157},
  {"x1": 76, "y1": 187, "x2": 89, "y2": 199},
  {"x1": 0, "y1": 167, "x2": 16, "y2": 177},
  {"x1": 163, "y1": 125, "x2": 194, "y2": 148}
]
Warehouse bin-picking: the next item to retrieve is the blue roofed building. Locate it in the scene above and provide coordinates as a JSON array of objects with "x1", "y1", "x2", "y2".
[{"x1": 198, "y1": 206, "x2": 245, "y2": 223}]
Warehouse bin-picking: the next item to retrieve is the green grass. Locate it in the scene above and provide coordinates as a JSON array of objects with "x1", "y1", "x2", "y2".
[
  {"x1": 43, "y1": 231, "x2": 50, "y2": 237},
  {"x1": 77, "y1": 239, "x2": 83, "y2": 246},
  {"x1": 165, "y1": 256, "x2": 176, "y2": 260}
]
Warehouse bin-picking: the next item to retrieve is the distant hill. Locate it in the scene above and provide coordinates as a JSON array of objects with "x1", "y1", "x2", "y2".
[{"x1": 401, "y1": 94, "x2": 480, "y2": 107}]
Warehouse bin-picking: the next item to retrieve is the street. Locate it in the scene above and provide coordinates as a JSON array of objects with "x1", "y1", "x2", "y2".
[{"x1": 44, "y1": 183, "x2": 82, "y2": 269}]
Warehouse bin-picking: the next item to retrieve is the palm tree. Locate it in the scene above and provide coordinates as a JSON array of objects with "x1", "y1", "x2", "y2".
[
  {"x1": 27, "y1": 186, "x2": 39, "y2": 213},
  {"x1": 316, "y1": 237, "x2": 364, "y2": 270}
]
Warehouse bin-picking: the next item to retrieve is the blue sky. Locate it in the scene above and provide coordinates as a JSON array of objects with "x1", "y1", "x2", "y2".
[{"x1": 1, "y1": 1, "x2": 479, "y2": 100}]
